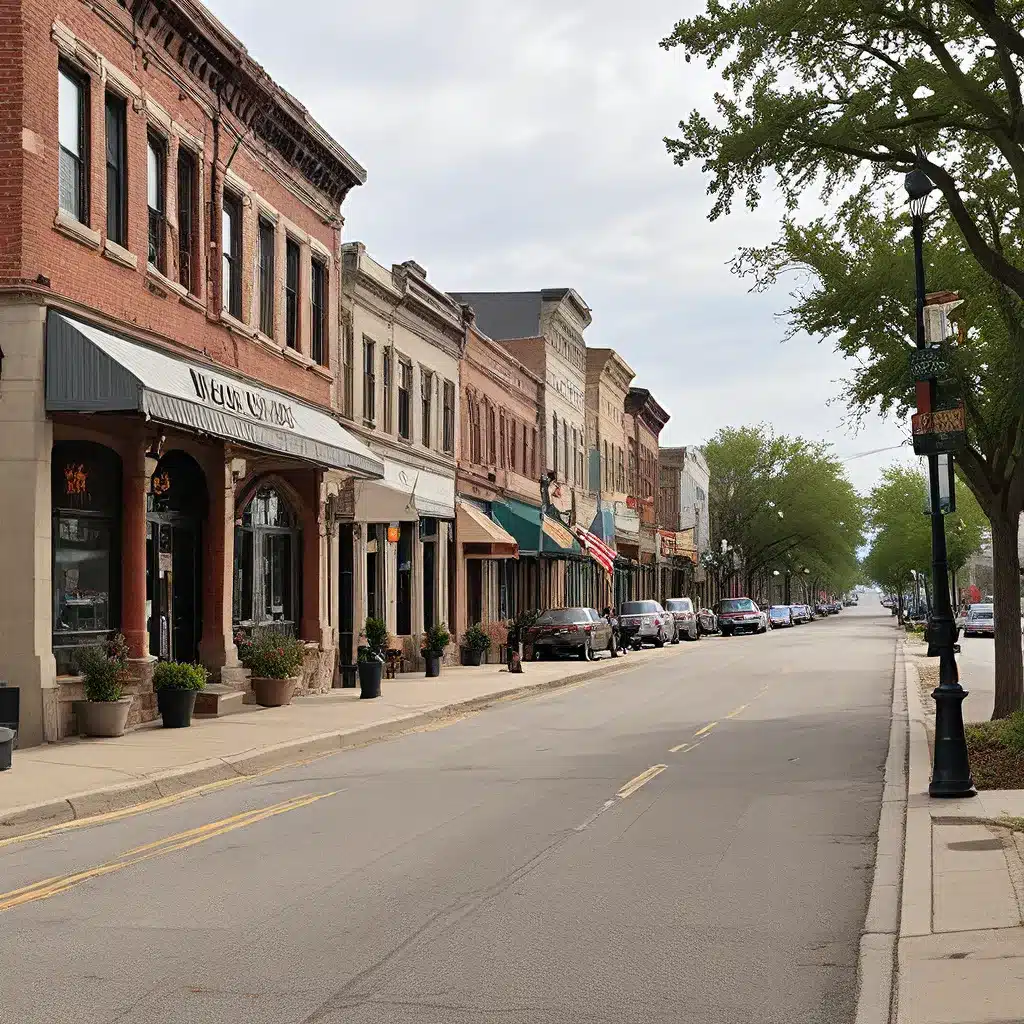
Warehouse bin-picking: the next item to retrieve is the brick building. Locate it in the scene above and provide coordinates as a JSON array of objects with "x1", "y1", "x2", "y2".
[{"x1": 0, "y1": 0, "x2": 379, "y2": 745}]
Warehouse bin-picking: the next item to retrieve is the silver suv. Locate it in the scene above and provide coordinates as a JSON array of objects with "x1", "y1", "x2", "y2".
[{"x1": 618, "y1": 600, "x2": 677, "y2": 648}]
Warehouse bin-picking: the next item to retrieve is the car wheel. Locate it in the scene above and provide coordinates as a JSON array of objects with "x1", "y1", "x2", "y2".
[
  {"x1": 694, "y1": 628, "x2": 701, "y2": 641},
  {"x1": 672, "y1": 629, "x2": 681, "y2": 645},
  {"x1": 610, "y1": 640, "x2": 619, "y2": 658},
  {"x1": 580, "y1": 639, "x2": 593, "y2": 662}
]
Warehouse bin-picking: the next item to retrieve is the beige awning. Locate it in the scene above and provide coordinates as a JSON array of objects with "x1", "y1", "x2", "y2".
[
  {"x1": 457, "y1": 501, "x2": 519, "y2": 559},
  {"x1": 542, "y1": 516, "x2": 577, "y2": 550}
]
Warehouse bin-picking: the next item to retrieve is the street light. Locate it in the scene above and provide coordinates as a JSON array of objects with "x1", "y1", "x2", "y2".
[{"x1": 905, "y1": 167, "x2": 974, "y2": 798}]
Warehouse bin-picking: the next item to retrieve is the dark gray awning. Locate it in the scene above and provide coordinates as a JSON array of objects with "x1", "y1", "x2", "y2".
[{"x1": 45, "y1": 312, "x2": 384, "y2": 478}]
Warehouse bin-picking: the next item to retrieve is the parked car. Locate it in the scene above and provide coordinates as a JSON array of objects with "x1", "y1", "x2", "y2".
[
  {"x1": 716, "y1": 597, "x2": 768, "y2": 636},
  {"x1": 963, "y1": 603, "x2": 995, "y2": 638},
  {"x1": 528, "y1": 607, "x2": 616, "y2": 660},
  {"x1": 789, "y1": 604, "x2": 811, "y2": 624},
  {"x1": 665, "y1": 598, "x2": 700, "y2": 641},
  {"x1": 618, "y1": 600, "x2": 677, "y2": 647},
  {"x1": 806, "y1": 604, "x2": 818, "y2": 621},
  {"x1": 697, "y1": 607, "x2": 719, "y2": 635},
  {"x1": 769, "y1": 605, "x2": 794, "y2": 628}
]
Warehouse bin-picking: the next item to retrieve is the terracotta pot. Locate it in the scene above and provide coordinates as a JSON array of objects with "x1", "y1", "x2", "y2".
[
  {"x1": 77, "y1": 697, "x2": 133, "y2": 738},
  {"x1": 250, "y1": 676, "x2": 297, "y2": 708}
]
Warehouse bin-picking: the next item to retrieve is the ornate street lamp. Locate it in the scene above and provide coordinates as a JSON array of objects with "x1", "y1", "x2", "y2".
[{"x1": 905, "y1": 168, "x2": 974, "y2": 798}]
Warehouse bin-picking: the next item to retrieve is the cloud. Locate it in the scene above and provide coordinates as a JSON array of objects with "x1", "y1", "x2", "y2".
[{"x1": 208, "y1": 0, "x2": 911, "y2": 494}]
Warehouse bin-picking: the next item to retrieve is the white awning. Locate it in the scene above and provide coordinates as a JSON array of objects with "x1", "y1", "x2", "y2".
[
  {"x1": 45, "y1": 312, "x2": 384, "y2": 478},
  {"x1": 353, "y1": 459, "x2": 455, "y2": 521}
]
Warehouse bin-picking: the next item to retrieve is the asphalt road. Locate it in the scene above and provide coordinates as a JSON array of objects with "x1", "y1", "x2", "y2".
[{"x1": 0, "y1": 599, "x2": 895, "y2": 1024}]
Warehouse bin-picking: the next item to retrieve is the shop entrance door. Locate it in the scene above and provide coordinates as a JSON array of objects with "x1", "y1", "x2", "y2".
[{"x1": 145, "y1": 451, "x2": 207, "y2": 664}]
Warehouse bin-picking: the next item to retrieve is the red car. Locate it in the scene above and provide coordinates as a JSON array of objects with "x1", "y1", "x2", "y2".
[{"x1": 715, "y1": 597, "x2": 767, "y2": 636}]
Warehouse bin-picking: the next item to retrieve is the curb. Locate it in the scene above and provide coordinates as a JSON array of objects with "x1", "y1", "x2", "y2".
[
  {"x1": 0, "y1": 648, "x2": 655, "y2": 836},
  {"x1": 853, "y1": 632, "x2": 908, "y2": 1024}
]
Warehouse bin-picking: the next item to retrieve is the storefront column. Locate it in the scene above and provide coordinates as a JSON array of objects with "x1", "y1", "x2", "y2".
[
  {"x1": 300, "y1": 502, "x2": 321, "y2": 643},
  {"x1": 121, "y1": 438, "x2": 149, "y2": 661},
  {"x1": 412, "y1": 527, "x2": 424, "y2": 640},
  {"x1": 199, "y1": 453, "x2": 238, "y2": 677},
  {"x1": 352, "y1": 523, "x2": 367, "y2": 644},
  {"x1": 385, "y1": 529, "x2": 399, "y2": 638},
  {"x1": 438, "y1": 524, "x2": 450, "y2": 633}
]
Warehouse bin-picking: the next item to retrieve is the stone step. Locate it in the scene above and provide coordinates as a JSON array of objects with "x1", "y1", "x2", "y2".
[{"x1": 193, "y1": 684, "x2": 246, "y2": 718}]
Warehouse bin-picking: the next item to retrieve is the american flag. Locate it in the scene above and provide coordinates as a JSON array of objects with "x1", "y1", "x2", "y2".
[{"x1": 574, "y1": 524, "x2": 616, "y2": 575}]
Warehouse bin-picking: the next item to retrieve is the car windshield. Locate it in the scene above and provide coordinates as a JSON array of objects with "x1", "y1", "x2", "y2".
[
  {"x1": 536, "y1": 609, "x2": 589, "y2": 625},
  {"x1": 620, "y1": 601, "x2": 661, "y2": 615},
  {"x1": 770, "y1": 607, "x2": 789, "y2": 617},
  {"x1": 666, "y1": 599, "x2": 692, "y2": 613},
  {"x1": 719, "y1": 599, "x2": 755, "y2": 612},
  {"x1": 970, "y1": 608, "x2": 994, "y2": 620}
]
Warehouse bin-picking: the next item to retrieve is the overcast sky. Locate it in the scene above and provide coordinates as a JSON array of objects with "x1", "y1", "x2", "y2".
[{"x1": 208, "y1": 0, "x2": 913, "y2": 494}]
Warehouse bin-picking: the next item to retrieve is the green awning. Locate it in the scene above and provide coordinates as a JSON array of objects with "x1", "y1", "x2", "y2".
[{"x1": 492, "y1": 498, "x2": 581, "y2": 557}]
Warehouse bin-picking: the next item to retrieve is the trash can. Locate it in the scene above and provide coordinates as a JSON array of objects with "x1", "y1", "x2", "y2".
[{"x1": 0, "y1": 727, "x2": 13, "y2": 771}]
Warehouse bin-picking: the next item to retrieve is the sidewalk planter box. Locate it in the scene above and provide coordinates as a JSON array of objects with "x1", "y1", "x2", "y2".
[
  {"x1": 358, "y1": 661, "x2": 382, "y2": 699},
  {"x1": 461, "y1": 649, "x2": 484, "y2": 667},
  {"x1": 424, "y1": 654, "x2": 441, "y2": 678},
  {"x1": 251, "y1": 676, "x2": 298, "y2": 708},
  {"x1": 76, "y1": 698, "x2": 133, "y2": 738},
  {"x1": 157, "y1": 688, "x2": 198, "y2": 729}
]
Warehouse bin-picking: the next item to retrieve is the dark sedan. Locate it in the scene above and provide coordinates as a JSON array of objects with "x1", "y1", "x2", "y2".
[
  {"x1": 769, "y1": 606, "x2": 794, "y2": 628},
  {"x1": 528, "y1": 608, "x2": 616, "y2": 661}
]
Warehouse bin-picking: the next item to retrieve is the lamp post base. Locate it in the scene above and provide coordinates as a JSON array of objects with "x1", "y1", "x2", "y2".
[{"x1": 929, "y1": 684, "x2": 976, "y2": 798}]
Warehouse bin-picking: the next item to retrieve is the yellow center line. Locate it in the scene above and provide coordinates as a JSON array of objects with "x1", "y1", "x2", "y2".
[
  {"x1": 617, "y1": 764, "x2": 668, "y2": 800},
  {"x1": 725, "y1": 703, "x2": 749, "y2": 719},
  {"x1": 694, "y1": 721, "x2": 718, "y2": 738},
  {"x1": 0, "y1": 791, "x2": 334, "y2": 913},
  {"x1": 668, "y1": 742, "x2": 690, "y2": 754}
]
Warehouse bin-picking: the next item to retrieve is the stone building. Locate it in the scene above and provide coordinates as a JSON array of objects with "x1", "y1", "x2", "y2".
[
  {"x1": 451, "y1": 289, "x2": 604, "y2": 609},
  {"x1": 454, "y1": 319, "x2": 543, "y2": 653},
  {"x1": 338, "y1": 245, "x2": 466, "y2": 668},
  {"x1": 0, "y1": 0, "x2": 376, "y2": 745}
]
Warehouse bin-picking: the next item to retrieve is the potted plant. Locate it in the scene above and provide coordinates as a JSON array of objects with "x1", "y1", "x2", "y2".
[
  {"x1": 506, "y1": 609, "x2": 540, "y2": 669},
  {"x1": 358, "y1": 617, "x2": 389, "y2": 699},
  {"x1": 236, "y1": 630, "x2": 305, "y2": 707},
  {"x1": 421, "y1": 622, "x2": 451, "y2": 678},
  {"x1": 153, "y1": 661, "x2": 208, "y2": 728},
  {"x1": 461, "y1": 622, "x2": 491, "y2": 667},
  {"x1": 75, "y1": 633, "x2": 133, "y2": 738}
]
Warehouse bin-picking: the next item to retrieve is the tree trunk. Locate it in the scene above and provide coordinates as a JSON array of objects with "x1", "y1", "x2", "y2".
[
  {"x1": 897, "y1": 590, "x2": 905, "y2": 626},
  {"x1": 990, "y1": 511, "x2": 1023, "y2": 720}
]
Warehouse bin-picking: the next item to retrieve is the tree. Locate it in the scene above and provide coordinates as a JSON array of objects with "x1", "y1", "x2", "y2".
[
  {"x1": 704, "y1": 425, "x2": 864, "y2": 599},
  {"x1": 662, "y1": 2, "x2": 1024, "y2": 716}
]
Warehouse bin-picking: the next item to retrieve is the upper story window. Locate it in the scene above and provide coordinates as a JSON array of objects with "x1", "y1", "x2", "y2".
[
  {"x1": 58, "y1": 63, "x2": 88, "y2": 223},
  {"x1": 469, "y1": 394, "x2": 481, "y2": 464},
  {"x1": 499, "y1": 412, "x2": 507, "y2": 469},
  {"x1": 442, "y1": 380, "x2": 455, "y2": 455},
  {"x1": 487, "y1": 404, "x2": 496, "y2": 465},
  {"x1": 311, "y1": 258, "x2": 327, "y2": 366},
  {"x1": 509, "y1": 414, "x2": 517, "y2": 470},
  {"x1": 222, "y1": 191, "x2": 242, "y2": 318},
  {"x1": 177, "y1": 148, "x2": 197, "y2": 294},
  {"x1": 342, "y1": 320, "x2": 354, "y2": 418},
  {"x1": 531, "y1": 428, "x2": 537, "y2": 477},
  {"x1": 285, "y1": 238, "x2": 300, "y2": 349},
  {"x1": 147, "y1": 132, "x2": 166, "y2": 272},
  {"x1": 382, "y1": 348, "x2": 393, "y2": 433},
  {"x1": 551, "y1": 414, "x2": 558, "y2": 476},
  {"x1": 104, "y1": 93, "x2": 127, "y2": 246},
  {"x1": 362, "y1": 337, "x2": 376, "y2": 424},
  {"x1": 258, "y1": 217, "x2": 276, "y2": 338},
  {"x1": 421, "y1": 369, "x2": 433, "y2": 448},
  {"x1": 398, "y1": 359, "x2": 412, "y2": 440}
]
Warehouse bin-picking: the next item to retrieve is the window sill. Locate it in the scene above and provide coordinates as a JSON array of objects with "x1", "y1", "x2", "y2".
[
  {"x1": 53, "y1": 210, "x2": 100, "y2": 250},
  {"x1": 179, "y1": 290, "x2": 205, "y2": 313},
  {"x1": 146, "y1": 264, "x2": 187, "y2": 299},
  {"x1": 103, "y1": 238, "x2": 138, "y2": 270},
  {"x1": 310, "y1": 363, "x2": 333, "y2": 381},
  {"x1": 221, "y1": 310, "x2": 257, "y2": 339},
  {"x1": 283, "y1": 345, "x2": 313, "y2": 368}
]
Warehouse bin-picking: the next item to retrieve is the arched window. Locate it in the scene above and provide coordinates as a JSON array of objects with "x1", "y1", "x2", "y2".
[{"x1": 233, "y1": 485, "x2": 302, "y2": 631}]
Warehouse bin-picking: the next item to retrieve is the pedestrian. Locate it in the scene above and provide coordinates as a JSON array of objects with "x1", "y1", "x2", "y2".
[{"x1": 603, "y1": 607, "x2": 624, "y2": 654}]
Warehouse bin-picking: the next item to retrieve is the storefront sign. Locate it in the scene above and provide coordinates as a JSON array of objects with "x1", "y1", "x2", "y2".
[
  {"x1": 189, "y1": 369, "x2": 297, "y2": 430},
  {"x1": 658, "y1": 528, "x2": 697, "y2": 560},
  {"x1": 387, "y1": 526, "x2": 401, "y2": 543}
]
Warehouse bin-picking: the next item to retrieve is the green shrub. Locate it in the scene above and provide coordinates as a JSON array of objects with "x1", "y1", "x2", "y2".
[
  {"x1": 76, "y1": 633, "x2": 130, "y2": 702},
  {"x1": 506, "y1": 609, "x2": 540, "y2": 648},
  {"x1": 422, "y1": 622, "x2": 451, "y2": 656},
  {"x1": 153, "y1": 661, "x2": 208, "y2": 692},
  {"x1": 236, "y1": 630, "x2": 306, "y2": 679},
  {"x1": 358, "y1": 617, "x2": 390, "y2": 663},
  {"x1": 462, "y1": 622, "x2": 491, "y2": 652}
]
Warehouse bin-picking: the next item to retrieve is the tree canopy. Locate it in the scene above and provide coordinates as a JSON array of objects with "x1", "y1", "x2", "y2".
[{"x1": 703, "y1": 425, "x2": 864, "y2": 596}]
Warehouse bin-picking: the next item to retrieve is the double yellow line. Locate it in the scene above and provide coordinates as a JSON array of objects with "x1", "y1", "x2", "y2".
[{"x1": 0, "y1": 791, "x2": 333, "y2": 913}]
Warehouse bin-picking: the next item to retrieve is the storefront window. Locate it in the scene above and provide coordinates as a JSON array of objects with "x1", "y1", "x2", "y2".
[
  {"x1": 396, "y1": 526, "x2": 413, "y2": 635},
  {"x1": 51, "y1": 442, "x2": 122, "y2": 675},
  {"x1": 233, "y1": 486, "x2": 302, "y2": 632}
]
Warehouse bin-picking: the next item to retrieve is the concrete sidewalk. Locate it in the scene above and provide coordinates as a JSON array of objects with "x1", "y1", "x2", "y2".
[
  {"x1": 893, "y1": 639, "x2": 1024, "y2": 1023},
  {"x1": 0, "y1": 645, "x2": 676, "y2": 835}
]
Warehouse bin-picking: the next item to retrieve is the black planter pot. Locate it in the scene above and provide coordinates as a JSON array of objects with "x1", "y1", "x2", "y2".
[
  {"x1": 358, "y1": 660, "x2": 382, "y2": 699},
  {"x1": 158, "y1": 688, "x2": 197, "y2": 729},
  {"x1": 424, "y1": 653, "x2": 441, "y2": 678},
  {"x1": 462, "y1": 648, "x2": 484, "y2": 667}
]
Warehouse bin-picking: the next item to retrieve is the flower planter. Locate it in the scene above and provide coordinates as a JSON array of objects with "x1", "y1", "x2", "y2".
[
  {"x1": 77, "y1": 698, "x2": 133, "y2": 738},
  {"x1": 157, "y1": 688, "x2": 197, "y2": 729},
  {"x1": 461, "y1": 648, "x2": 484, "y2": 667},
  {"x1": 423, "y1": 653, "x2": 441, "y2": 678},
  {"x1": 358, "y1": 660, "x2": 382, "y2": 699},
  {"x1": 250, "y1": 676, "x2": 297, "y2": 708}
]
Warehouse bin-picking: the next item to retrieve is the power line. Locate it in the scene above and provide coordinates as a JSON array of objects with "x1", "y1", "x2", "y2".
[{"x1": 841, "y1": 444, "x2": 907, "y2": 462}]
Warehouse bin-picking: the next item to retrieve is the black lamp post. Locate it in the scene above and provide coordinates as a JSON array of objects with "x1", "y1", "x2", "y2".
[{"x1": 905, "y1": 168, "x2": 975, "y2": 798}]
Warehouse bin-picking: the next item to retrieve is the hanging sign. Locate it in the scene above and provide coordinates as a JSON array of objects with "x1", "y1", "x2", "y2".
[{"x1": 912, "y1": 403, "x2": 966, "y2": 455}]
